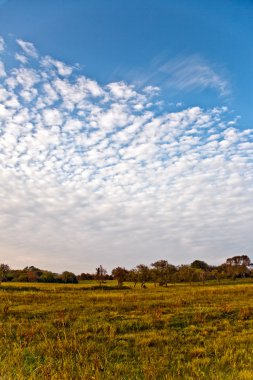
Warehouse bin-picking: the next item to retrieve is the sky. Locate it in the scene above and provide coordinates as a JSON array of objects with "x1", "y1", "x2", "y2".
[{"x1": 0, "y1": 0, "x2": 252, "y2": 273}]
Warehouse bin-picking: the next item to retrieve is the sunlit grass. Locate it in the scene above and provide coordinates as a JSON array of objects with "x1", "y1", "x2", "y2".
[{"x1": 0, "y1": 281, "x2": 253, "y2": 379}]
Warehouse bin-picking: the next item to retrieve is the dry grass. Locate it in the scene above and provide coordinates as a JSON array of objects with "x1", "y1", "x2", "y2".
[{"x1": 0, "y1": 281, "x2": 253, "y2": 379}]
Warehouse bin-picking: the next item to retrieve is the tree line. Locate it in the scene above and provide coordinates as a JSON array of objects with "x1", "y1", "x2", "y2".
[
  {"x1": 0, "y1": 265, "x2": 79, "y2": 284},
  {"x1": 0, "y1": 255, "x2": 252, "y2": 285}
]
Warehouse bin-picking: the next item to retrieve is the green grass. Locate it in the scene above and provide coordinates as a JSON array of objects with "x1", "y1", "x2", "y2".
[{"x1": 0, "y1": 281, "x2": 253, "y2": 379}]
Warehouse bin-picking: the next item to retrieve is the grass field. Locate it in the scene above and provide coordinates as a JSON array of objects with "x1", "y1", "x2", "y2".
[{"x1": 0, "y1": 281, "x2": 253, "y2": 379}]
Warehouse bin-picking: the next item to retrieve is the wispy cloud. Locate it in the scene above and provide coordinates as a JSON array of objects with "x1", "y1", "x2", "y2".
[
  {"x1": 124, "y1": 53, "x2": 230, "y2": 98},
  {"x1": 0, "y1": 61, "x2": 6, "y2": 76},
  {"x1": 0, "y1": 38, "x2": 252, "y2": 272},
  {"x1": 16, "y1": 38, "x2": 38, "y2": 59},
  {"x1": 0, "y1": 36, "x2": 5, "y2": 52},
  {"x1": 159, "y1": 55, "x2": 230, "y2": 96}
]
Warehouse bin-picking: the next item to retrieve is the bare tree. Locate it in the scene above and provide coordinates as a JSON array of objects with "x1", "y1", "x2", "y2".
[{"x1": 95, "y1": 265, "x2": 107, "y2": 286}]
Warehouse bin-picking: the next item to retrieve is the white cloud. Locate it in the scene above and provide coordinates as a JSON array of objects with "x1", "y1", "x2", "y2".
[
  {"x1": 107, "y1": 81, "x2": 137, "y2": 99},
  {"x1": 64, "y1": 118, "x2": 83, "y2": 132},
  {"x1": 95, "y1": 103, "x2": 130, "y2": 130},
  {"x1": 0, "y1": 61, "x2": 6, "y2": 76},
  {"x1": 15, "y1": 53, "x2": 28, "y2": 64},
  {"x1": 0, "y1": 38, "x2": 252, "y2": 272},
  {"x1": 143, "y1": 85, "x2": 160, "y2": 96},
  {"x1": 0, "y1": 36, "x2": 5, "y2": 52},
  {"x1": 133, "y1": 54, "x2": 230, "y2": 98},
  {"x1": 42, "y1": 82, "x2": 59, "y2": 105},
  {"x1": 12, "y1": 67, "x2": 39, "y2": 88},
  {"x1": 41, "y1": 55, "x2": 72, "y2": 76},
  {"x1": 82, "y1": 78, "x2": 104, "y2": 97},
  {"x1": 43, "y1": 108, "x2": 63, "y2": 126},
  {"x1": 16, "y1": 39, "x2": 38, "y2": 59},
  {"x1": 160, "y1": 55, "x2": 230, "y2": 96}
]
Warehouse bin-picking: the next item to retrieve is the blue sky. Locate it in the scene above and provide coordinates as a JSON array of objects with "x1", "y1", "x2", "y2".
[
  {"x1": 1, "y1": 0, "x2": 252, "y2": 125},
  {"x1": 0, "y1": 0, "x2": 252, "y2": 272}
]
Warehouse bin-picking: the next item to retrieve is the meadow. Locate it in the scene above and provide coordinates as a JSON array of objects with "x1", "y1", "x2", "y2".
[{"x1": 0, "y1": 281, "x2": 253, "y2": 380}]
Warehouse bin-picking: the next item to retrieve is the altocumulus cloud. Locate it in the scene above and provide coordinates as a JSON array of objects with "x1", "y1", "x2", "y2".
[{"x1": 0, "y1": 37, "x2": 253, "y2": 272}]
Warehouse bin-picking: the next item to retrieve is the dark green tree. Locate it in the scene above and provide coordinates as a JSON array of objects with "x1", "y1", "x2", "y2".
[
  {"x1": 136, "y1": 264, "x2": 151, "y2": 288},
  {"x1": 127, "y1": 268, "x2": 138, "y2": 287},
  {"x1": 190, "y1": 260, "x2": 209, "y2": 271},
  {"x1": 39, "y1": 271, "x2": 58, "y2": 283},
  {"x1": 151, "y1": 260, "x2": 177, "y2": 286},
  {"x1": 111, "y1": 267, "x2": 129, "y2": 287},
  {"x1": 0, "y1": 264, "x2": 10, "y2": 283},
  {"x1": 177, "y1": 265, "x2": 198, "y2": 284},
  {"x1": 60, "y1": 271, "x2": 78, "y2": 283}
]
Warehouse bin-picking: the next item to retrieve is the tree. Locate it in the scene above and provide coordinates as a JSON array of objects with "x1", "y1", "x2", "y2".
[
  {"x1": 190, "y1": 260, "x2": 209, "y2": 271},
  {"x1": 16, "y1": 272, "x2": 29, "y2": 282},
  {"x1": 226, "y1": 264, "x2": 249, "y2": 279},
  {"x1": 136, "y1": 264, "x2": 151, "y2": 288},
  {"x1": 128, "y1": 268, "x2": 139, "y2": 287},
  {"x1": 195, "y1": 269, "x2": 207, "y2": 284},
  {"x1": 226, "y1": 255, "x2": 251, "y2": 267},
  {"x1": 177, "y1": 265, "x2": 198, "y2": 284},
  {"x1": 78, "y1": 272, "x2": 94, "y2": 281},
  {"x1": 111, "y1": 267, "x2": 129, "y2": 287},
  {"x1": 95, "y1": 265, "x2": 107, "y2": 286},
  {"x1": 225, "y1": 255, "x2": 251, "y2": 279},
  {"x1": 0, "y1": 264, "x2": 10, "y2": 283},
  {"x1": 211, "y1": 267, "x2": 225, "y2": 283},
  {"x1": 60, "y1": 271, "x2": 78, "y2": 283},
  {"x1": 24, "y1": 266, "x2": 42, "y2": 282},
  {"x1": 39, "y1": 271, "x2": 58, "y2": 283},
  {"x1": 151, "y1": 260, "x2": 177, "y2": 286}
]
